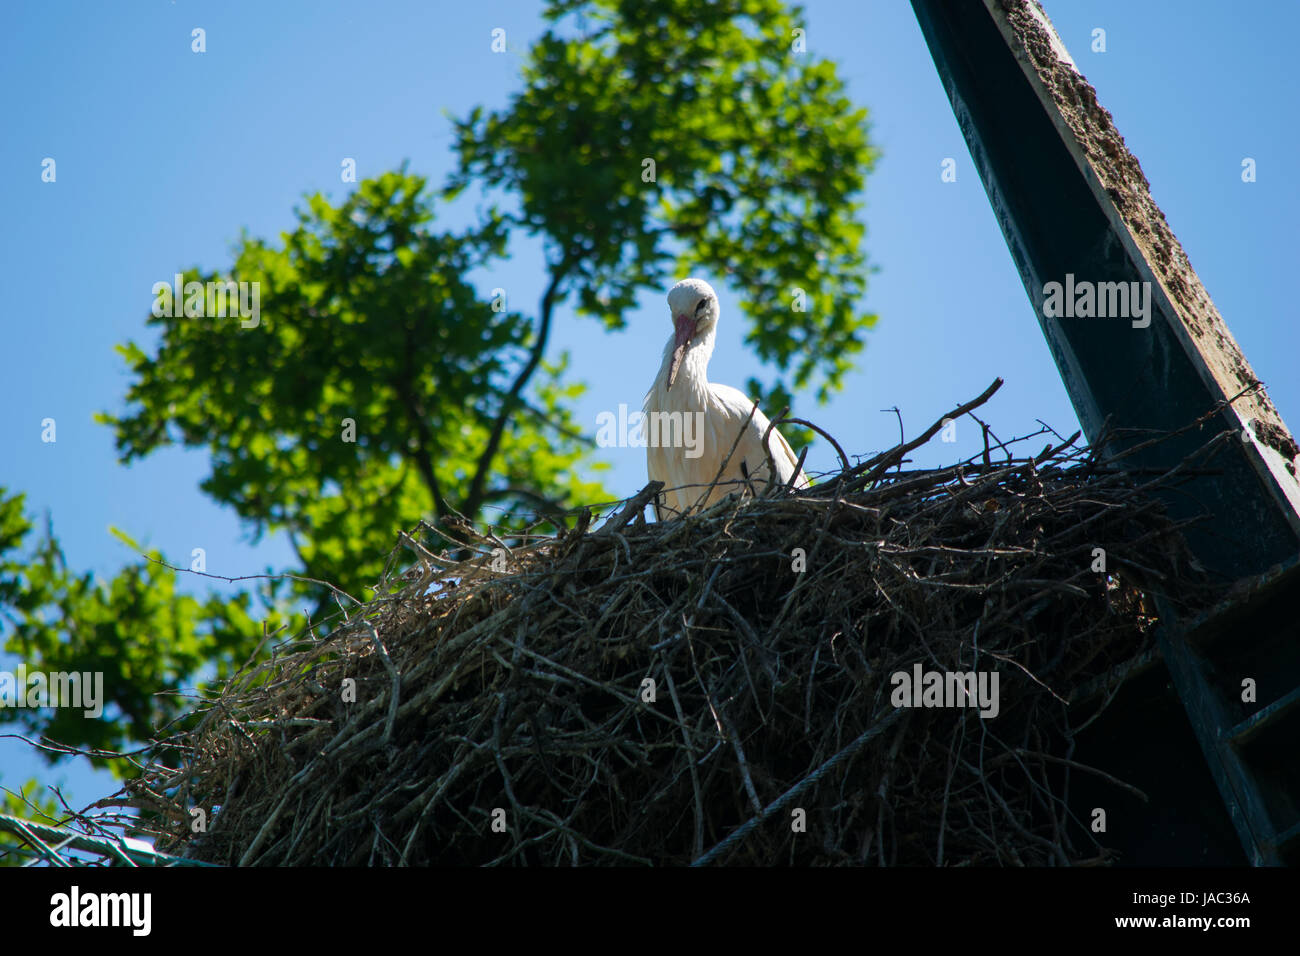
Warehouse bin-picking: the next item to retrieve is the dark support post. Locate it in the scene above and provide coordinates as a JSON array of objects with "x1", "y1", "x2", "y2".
[
  {"x1": 910, "y1": 0, "x2": 1300, "y2": 583},
  {"x1": 911, "y1": 0, "x2": 1300, "y2": 865}
]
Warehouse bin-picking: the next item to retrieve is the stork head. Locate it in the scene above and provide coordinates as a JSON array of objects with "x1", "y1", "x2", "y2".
[{"x1": 665, "y1": 277, "x2": 718, "y2": 389}]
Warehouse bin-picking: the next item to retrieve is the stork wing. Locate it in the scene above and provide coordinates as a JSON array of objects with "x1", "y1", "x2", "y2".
[{"x1": 709, "y1": 383, "x2": 810, "y2": 490}]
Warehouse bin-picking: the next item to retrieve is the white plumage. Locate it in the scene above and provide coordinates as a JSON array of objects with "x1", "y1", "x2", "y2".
[{"x1": 644, "y1": 278, "x2": 810, "y2": 519}]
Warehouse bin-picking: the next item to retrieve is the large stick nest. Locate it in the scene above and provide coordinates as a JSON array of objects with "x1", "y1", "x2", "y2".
[{"x1": 125, "y1": 384, "x2": 1228, "y2": 866}]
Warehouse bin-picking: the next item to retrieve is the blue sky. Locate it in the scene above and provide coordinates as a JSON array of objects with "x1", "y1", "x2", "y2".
[{"x1": 3, "y1": 0, "x2": 1297, "y2": 814}]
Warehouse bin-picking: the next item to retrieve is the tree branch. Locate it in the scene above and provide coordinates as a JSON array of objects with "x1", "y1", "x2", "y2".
[
  {"x1": 462, "y1": 248, "x2": 581, "y2": 518},
  {"x1": 518, "y1": 398, "x2": 595, "y2": 445},
  {"x1": 404, "y1": 391, "x2": 449, "y2": 521},
  {"x1": 479, "y1": 485, "x2": 570, "y2": 521},
  {"x1": 394, "y1": 315, "x2": 450, "y2": 521}
]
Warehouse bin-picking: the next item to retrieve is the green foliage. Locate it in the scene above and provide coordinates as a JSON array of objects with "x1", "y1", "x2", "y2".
[
  {"x1": 0, "y1": 777, "x2": 63, "y2": 866},
  {"x1": 101, "y1": 169, "x2": 607, "y2": 606},
  {"x1": 1, "y1": 489, "x2": 263, "y2": 776},
  {"x1": 448, "y1": 0, "x2": 878, "y2": 402},
  {"x1": 4, "y1": 0, "x2": 877, "y2": 783}
]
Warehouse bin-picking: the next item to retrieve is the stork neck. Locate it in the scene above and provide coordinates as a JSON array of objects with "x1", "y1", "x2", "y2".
[{"x1": 660, "y1": 326, "x2": 715, "y2": 398}]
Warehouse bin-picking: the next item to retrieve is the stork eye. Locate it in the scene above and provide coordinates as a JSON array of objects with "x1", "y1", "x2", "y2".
[{"x1": 695, "y1": 299, "x2": 708, "y2": 314}]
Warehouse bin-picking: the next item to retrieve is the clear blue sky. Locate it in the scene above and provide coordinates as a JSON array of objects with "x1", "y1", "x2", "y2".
[{"x1": 3, "y1": 0, "x2": 1297, "y2": 814}]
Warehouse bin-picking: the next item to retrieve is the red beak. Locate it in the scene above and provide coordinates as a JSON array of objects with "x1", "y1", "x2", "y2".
[{"x1": 667, "y1": 313, "x2": 698, "y2": 390}]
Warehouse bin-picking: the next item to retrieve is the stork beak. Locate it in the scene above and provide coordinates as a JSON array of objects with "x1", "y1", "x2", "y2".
[{"x1": 667, "y1": 313, "x2": 697, "y2": 390}]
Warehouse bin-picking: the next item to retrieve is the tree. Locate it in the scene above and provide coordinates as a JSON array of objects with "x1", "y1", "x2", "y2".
[
  {"x1": 448, "y1": 0, "x2": 876, "y2": 429},
  {"x1": 3, "y1": 0, "x2": 877, "y2": 774},
  {"x1": 102, "y1": 170, "x2": 606, "y2": 611},
  {"x1": 1, "y1": 489, "x2": 261, "y2": 774}
]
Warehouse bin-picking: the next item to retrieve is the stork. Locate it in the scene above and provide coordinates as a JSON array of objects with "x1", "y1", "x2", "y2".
[{"x1": 644, "y1": 278, "x2": 810, "y2": 519}]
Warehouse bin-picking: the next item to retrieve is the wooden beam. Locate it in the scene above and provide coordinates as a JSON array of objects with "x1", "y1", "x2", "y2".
[{"x1": 910, "y1": 0, "x2": 1300, "y2": 585}]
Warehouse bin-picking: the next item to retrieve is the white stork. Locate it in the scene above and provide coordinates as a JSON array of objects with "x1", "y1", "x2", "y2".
[{"x1": 644, "y1": 278, "x2": 810, "y2": 519}]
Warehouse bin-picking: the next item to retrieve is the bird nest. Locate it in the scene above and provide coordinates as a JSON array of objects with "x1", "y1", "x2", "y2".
[{"x1": 122, "y1": 381, "x2": 1228, "y2": 866}]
